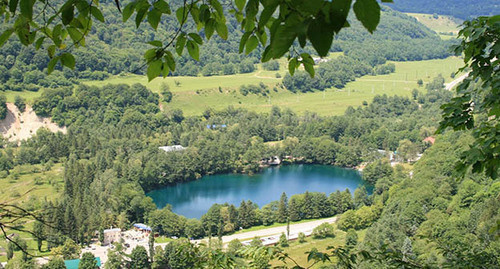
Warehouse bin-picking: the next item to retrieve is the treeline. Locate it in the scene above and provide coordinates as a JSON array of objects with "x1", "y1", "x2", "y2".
[
  {"x1": 149, "y1": 187, "x2": 375, "y2": 239},
  {"x1": 0, "y1": 4, "x2": 453, "y2": 93},
  {"x1": 388, "y1": 0, "x2": 500, "y2": 20},
  {"x1": 282, "y1": 7, "x2": 454, "y2": 93}
]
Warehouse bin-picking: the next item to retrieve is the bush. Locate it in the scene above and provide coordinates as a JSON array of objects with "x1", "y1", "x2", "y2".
[
  {"x1": 262, "y1": 60, "x2": 280, "y2": 71},
  {"x1": 14, "y1": 95, "x2": 26, "y2": 112},
  {"x1": 227, "y1": 239, "x2": 243, "y2": 255},
  {"x1": 250, "y1": 237, "x2": 263, "y2": 247},
  {"x1": 298, "y1": 232, "x2": 306, "y2": 243},
  {"x1": 279, "y1": 233, "x2": 289, "y2": 247},
  {"x1": 312, "y1": 223, "x2": 335, "y2": 239}
]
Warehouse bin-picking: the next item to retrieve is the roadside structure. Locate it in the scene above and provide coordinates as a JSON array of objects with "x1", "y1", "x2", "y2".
[
  {"x1": 158, "y1": 145, "x2": 186, "y2": 152},
  {"x1": 103, "y1": 228, "x2": 121, "y2": 245}
]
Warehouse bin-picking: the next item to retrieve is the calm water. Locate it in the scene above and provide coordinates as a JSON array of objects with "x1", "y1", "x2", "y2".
[{"x1": 147, "y1": 165, "x2": 369, "y2": 219}]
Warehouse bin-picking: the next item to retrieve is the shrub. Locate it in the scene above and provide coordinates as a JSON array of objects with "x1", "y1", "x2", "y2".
[
  {"x1": 298, "y1": 232, "x2": 306, "y2": 243},
  {"x1": 227, "y1": 239, "x2": 243, "y2": 255},
  {"x1": 279, "y1": 233, "x2": 289, "y2": 247},
  {"x1": 250, "y1": 237, "x2": 263, "y2": 247},
  {"x1": 312, "y1": 223, "x2": 335, "y2": 239}
]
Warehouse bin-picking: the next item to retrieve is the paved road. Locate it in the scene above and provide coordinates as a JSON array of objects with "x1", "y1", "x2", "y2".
[
  {"x1": 445, "y1": 73, "x2": 469, "y2": 91},
  {"x1": 78, "y1": 216, "x2": 338, "y2": 266},
  {"x1": 214, "y1": 217, "x2": 338, "y2": 245}
]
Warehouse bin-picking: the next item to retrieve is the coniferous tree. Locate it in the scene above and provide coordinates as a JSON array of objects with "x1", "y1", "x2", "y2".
[
  {"x1": 277, "y1": 192, "x2": 288, "y2": 223},
  {"x1": 354, "y1": 186, "x2": 370, "y2": 209},
  {"x1": 303, "y1": 191, "x2": 314, "y2": 219},
  {"x1": 345, "y1": 229, "x2": 358, "y2": 250},
  {"x1": 279, "y1": 233, "x2": 289, "y2": 247},
  {"x1": 149, "y1": 231, "x2": 155, "y2": 263},
  {"x1": 288, "y1": 198, "x2": 300, "y2": 222}
]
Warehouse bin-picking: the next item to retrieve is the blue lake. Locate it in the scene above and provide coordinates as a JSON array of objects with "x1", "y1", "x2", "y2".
[{"x1": 147, "y1": 164, "x2": 369, "y2": 219}]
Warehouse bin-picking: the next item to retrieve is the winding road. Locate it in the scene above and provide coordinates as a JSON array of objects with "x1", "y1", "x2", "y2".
[{"x1": 445, "y1": 73, "x2": 469, "y2": 91}]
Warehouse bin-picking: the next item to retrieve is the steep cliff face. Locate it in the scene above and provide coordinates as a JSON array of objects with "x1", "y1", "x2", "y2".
[{"x1": 0, "y1": 103, "x2": 66, "y2": 142}]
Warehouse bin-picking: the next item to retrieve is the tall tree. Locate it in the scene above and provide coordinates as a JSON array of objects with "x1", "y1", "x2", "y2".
[
  {"x1": 78, "y1": 252, "x2": 98, "y2": 269},
  {"x1": 277, "y1": 192, "x2": 288, "y2": 223},
  {"x1": 129, "y1": 246, "x2": 150, "y2": 269}
]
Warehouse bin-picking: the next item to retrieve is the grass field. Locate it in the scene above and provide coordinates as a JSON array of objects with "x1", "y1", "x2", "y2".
[
  {"x1": 270, "y1": 228, "x2": 367, "y2": 268},
  {"x1": 0, "y1": 163, "x2": 64, "y2": 203},
  {"x1": 406, "y1": 13, "x2": 461, "y2": 39},
  {"x1": 1, "y1": 90, "x2": 43, "y2": 104},
  {"x1": 85, "y1": 56, "x2": 463, "y2": 116},
  {"x1": 0, "y1": 163, "x2": 64, "y2": 262}
]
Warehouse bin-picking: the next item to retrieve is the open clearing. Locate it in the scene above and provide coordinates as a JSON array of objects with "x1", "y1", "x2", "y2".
[
  {"x1": 85, "y1": 56, "x2": 462, "y2": 116},
  {"x1": 407, "y1": 13, "x2": 461, "y2": 39}
]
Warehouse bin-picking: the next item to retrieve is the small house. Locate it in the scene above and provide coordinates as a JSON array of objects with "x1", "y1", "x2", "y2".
[{"x1": 103, "y1": 228, "x2": 121, "y2": 245}]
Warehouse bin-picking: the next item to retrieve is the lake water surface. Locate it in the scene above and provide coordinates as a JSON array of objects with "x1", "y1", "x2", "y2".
[{"x1": 147, "y1": 165, "x2": 369, "y2": 219}]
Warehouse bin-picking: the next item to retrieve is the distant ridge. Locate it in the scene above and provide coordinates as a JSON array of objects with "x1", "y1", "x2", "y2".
[{"x1": 386, "y1": 0, "x2": 500, "y2": 20}]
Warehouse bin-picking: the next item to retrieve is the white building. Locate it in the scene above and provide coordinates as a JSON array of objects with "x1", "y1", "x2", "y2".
[
  {"x1": 103, "y1": 228, "x2": 121, "y2": 245},
  {"x1": 158, "y1": 145, "x2": 186, "y2": 153}
]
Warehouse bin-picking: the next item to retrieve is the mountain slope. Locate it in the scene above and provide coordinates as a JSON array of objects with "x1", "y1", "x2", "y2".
[{"x1": 387, "y1": 0, "x2": 500, "y2": 20}]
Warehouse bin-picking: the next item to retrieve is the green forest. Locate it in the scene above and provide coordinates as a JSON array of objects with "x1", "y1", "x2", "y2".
[{"x1": 0, "y1": 0, "x2": 499, "y2": 268}]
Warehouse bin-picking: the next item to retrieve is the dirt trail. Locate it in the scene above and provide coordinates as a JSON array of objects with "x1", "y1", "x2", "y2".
[{"x1": 0, "y1": 103, "x2": 66, "y2": 142}]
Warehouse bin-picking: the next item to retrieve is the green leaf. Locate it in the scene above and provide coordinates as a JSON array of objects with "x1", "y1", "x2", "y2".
[
  {"x1": 205, "y1": 19, "x2": 216, "y2": 40},
  {"x1": 60, "y1": 53, "x2": 75, "y2": 69},
  {"x1": 258, "y1": 1, "x2": 278, "y2": 29},
  {"x1": 209, "y1": 0, "x2": 223, "y2": 16},
  {"x1": 147, "y1": 59, "x2": 163, "y2": 81},
  {"x1": 239, "y1": 31, "x2": 251, "y2": 53},
  {"x1": 186, "y1": 40, "x2": 199, "y2": 61},
  {"x1": 269, "y1": 25, "x2": 296, "y2": 58},
  {"x1": 245, "y1": 35, "x2": 258, "y2": 55},
  {"x1": 61, "y1": 5, "x2": 74, "y2": 25},
  {"x1": 67, "y1": 27, "x2": 84, "y2": 46},
  {"x1": 47, "y1": 45, "x2": 56, "y2": 58},
  {"x1": 122, "y1": 2, "x2": 136, "y2": 22},
  {"x1": 353, "y1": 0, "x2": 380, "y2": 33},
  {"x1": 153, "y1": 0, "x2": 171, "y2": 14},
  {"x1": 135, "y1": 6, "x2": 149, "y2": 28},
  {"x1": 9, "y1": 0, "x2": 19, "y2": 13},
  {"x1": 19, "y1": 0, "x2": 33, "y2": 19},
  {"x1": 176, "y1": 33, "x2": 187, "y2": 56},
  {"x1": 0, "y1": 29, "x2": 14, "y2": 47},
  {"x1": 235, "y1": 0, "x2": 246, "y2": 11},
  {"x1": 288, "y1": 57, "x2": 298, "y2": 76},
  {"x1": 188, "y1": 33, "x2": 203, "y2": 45},
  {"x1": 216, "y1": 21, "x2": 228, "y2": 40},
  {"x1": 330, "y1": 0, "x2": 352, "y2": 33},
  {"x1": 90, "y1": 6, "x2": 105, "y2": 23},
  {"x1": 162, "y1": 62, "x2": 170, "y2": 77},
  {"x1": 307, "y1": 16, "x2": 334, "y2": 57},
  {"x1": 164, "y1": 51, "x2": 176, "y2": 71},
  {"x1": 35, "y1": 36, "x2": 45, "y2": 50},
  {"x1": 148, "y1": 40, "x2": 163, "y2": 47},
  {"x1": 147, "y1": 8, "x2": 162, "y2": 30},
  {"x1": 261, "y1": 46, "x2": 272, "y2": 62},
  {"x1": 176, "y1": 7, "x2": 187, "y2": 23},
  {"x1": 47, "y1": 56, "x2": 59, "y2": 74},
  {"x1": 144, "y1": 48, "x2": 157, "y2": 61}
]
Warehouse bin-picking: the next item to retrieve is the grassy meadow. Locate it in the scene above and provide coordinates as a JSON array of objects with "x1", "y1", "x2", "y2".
[
  {"x1": 84, "y1": 56, "x2": 463, "y2": 116},
  {"x1": 0, "y1": 163, "x2": 64, "y2": 204},
  {"x1": 269, "y1": 228, "x2": 367, "y2": 268},
  {"x1": 0, "y1": 163, "x2": 63, "y2": 262},
  {"x1": 406, "y1": 13, "x2": 461, "y2": 39}
]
